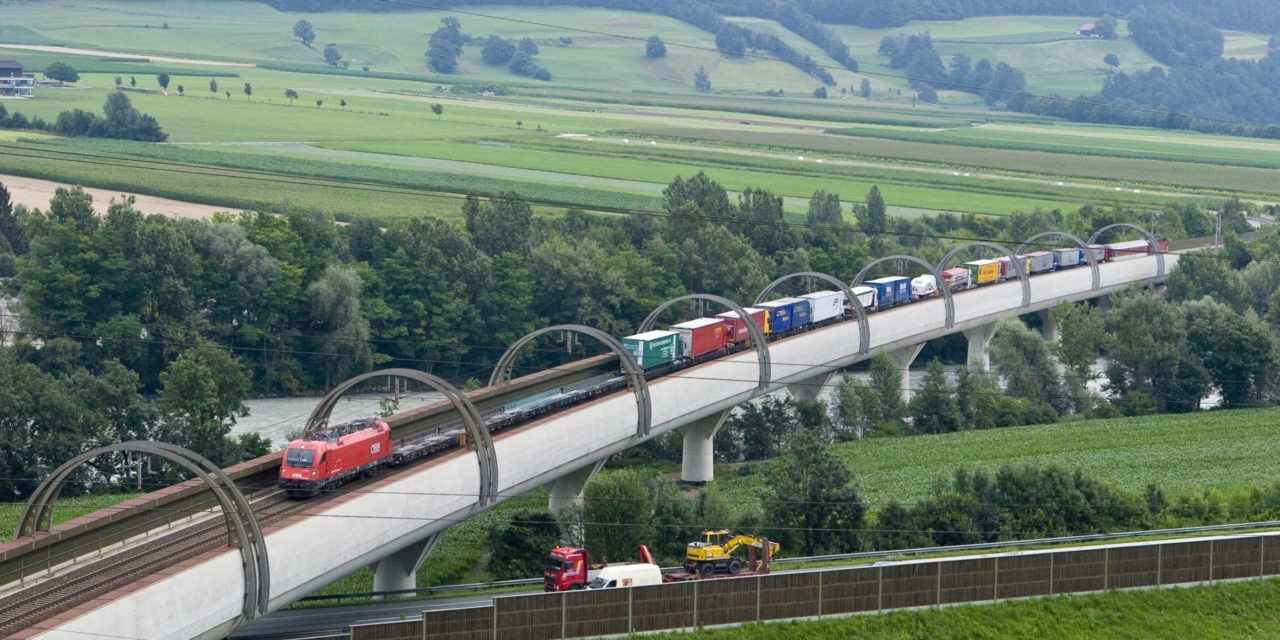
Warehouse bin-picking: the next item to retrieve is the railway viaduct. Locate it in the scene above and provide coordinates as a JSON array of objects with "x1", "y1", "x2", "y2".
[{"x1": 2, "y1": 235, "x2": 1175, "y2": 640}]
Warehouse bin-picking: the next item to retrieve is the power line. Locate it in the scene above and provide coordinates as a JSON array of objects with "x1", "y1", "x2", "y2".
[{"x1": 373, "y1": 0, "x2": 1277, "y2": 131}]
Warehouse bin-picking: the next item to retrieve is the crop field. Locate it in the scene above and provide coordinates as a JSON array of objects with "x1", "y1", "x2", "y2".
[
  {"x1": 1, "y1": 3, "x2": 1275, "y2": 222},
  {"x1": 716, "y1": 408, "x2": 1280, "y2": 511},
  {"x1": 662, "y1": 578, "x2": 1280, "y2": 639}
]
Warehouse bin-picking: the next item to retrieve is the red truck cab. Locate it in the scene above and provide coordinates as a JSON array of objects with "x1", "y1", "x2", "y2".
[{"x1": 544, "y1": 546, "x2": 589, "y2": 591}]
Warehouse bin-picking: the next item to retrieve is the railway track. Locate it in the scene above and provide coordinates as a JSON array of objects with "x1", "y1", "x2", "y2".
[{"x1": 0, "y1": 489, "x2": 302, "y2": 636}]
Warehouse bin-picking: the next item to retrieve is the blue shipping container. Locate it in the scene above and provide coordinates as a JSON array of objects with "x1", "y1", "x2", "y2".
[
  {"x1": 785, "y1": 298, "x2": 812, "y2": 329},
  {"x1": 757, "y1": 300, "x2": 795, "y2": 333},
  {"x1": 866, "y1": 276, "x2": 911, "y2": 307}
]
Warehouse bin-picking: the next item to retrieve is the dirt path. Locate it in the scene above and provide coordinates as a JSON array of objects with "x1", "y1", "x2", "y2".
[
  {"x1": 0, "y1": 44, "x2": 254, "y2": 68},
  {"x1": 0, "y1": 174, "x2": 240, "y2": 219}
]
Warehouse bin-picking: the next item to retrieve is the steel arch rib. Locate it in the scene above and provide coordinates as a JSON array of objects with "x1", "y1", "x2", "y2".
[
  {"x1": 936, "y1": 242, "x2": 1031, "y2": 309},
  {"x1": 753, "y1": 272, "x2": 869, "y2": 356},
  {"x1": 306, "y1": 368, "x2": 499, "y2": 505},
  {"x1": 1017, "y1": 231, "x2": 1100, "y2": 291},
  {"x1": 853, "y1": 255, "x2": 957, "y2": 328},
  {"x1": 488, "y1": 324, "x2": 652, "y2": 438},
  {"x1": 14, "y1": 442, "x2": 269, "y2": 622},
  {"x1": 640, "y1": 293, "x2": 771, "y2": 388},
  {"x1": 1088, "y1": 223, "x2": 1165, "y2": 278}
]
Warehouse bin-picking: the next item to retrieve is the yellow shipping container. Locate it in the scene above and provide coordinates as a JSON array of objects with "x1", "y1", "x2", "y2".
[{"x1": 976, "y1": 262, "x2": 1001, "y2": 284}]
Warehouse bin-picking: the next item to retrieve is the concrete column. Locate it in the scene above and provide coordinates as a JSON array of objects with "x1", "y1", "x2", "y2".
[
  {"x1": 547, "y1": 459, "x2": 606, "y2": 512},
  {"x1": 371, "y1": 533, "x2": 440, "y2": 596},
  {"x1": 963, "y1": 323, "x2": 998, "y2": 371},
  {"x1": 1037, "y1": 309, "x2": 1059, "y2": 343},
  {"x1": 680, "y1": 410, "x2": 732, "y2": 485},
  {"x1": 1095, "y1": 294, "x2": 1113, "y2": 314},
  {"x1": 787, "y1": 370, "x2": 839, "y2": 402},
  {"x1": 885, "y1": 344, "x2": 924, "y2": 403}
]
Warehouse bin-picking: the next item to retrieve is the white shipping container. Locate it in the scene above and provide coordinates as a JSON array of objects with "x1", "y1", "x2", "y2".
[
  {"x1": 1053, "y1": 248, "x2": 1081, "y2": 267},
  {"x1": 911, "y1": 275, "x2": 938, "y2": 297},
  {"x1": 800, "y1": 290, "x2": 845, "y2": 323},
  {"x1": 851, "y1": 285, "x2": 876, "y2": 310}
]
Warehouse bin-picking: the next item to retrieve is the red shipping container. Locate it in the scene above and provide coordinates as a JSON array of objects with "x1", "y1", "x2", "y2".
[
  {"x1": 716, "y1": 308, "x2": 767, "y2": 344},
  {"x1": 670, "y1": 317, "x2": 728, "y2": 358}
]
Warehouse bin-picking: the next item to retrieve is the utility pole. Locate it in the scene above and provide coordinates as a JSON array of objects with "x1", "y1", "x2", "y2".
[{"x1": 1215, "y1": 210, "x2": 1222, "y2": 248}]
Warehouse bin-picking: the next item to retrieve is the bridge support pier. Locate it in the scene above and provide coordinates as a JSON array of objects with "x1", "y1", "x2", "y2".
[
  {"x1": 787, "y1": 371, "x2": 838, "y2": 402},
  {"x1": 1037, "y1": 310, "x2": 1059, "y2": 343},
  {"x1": 1095, "y1": 294, "x2": 1113, "y2": 314},
  {"x1": 885, "y1": 344, "x2": 924, "y2": 403},
  {"x1": 371, "y1": 533, "x2": 441, "y2": 597},
  {"x1": 680, "y1": 409, "x2": 732, "y2": 485},
  {"x1": 548, "y1": 460, "x2": 606, "y2": 511},
  {"x1": 963, "y1": 323, "x2": 998, "y2": 370}
]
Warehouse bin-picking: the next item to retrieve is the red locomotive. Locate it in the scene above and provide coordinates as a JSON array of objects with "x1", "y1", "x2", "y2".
[{"x1": 279, "y1": 418, "x2": 468, "y2": 499}]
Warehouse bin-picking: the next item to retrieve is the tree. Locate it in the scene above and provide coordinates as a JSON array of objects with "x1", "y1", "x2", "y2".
[
  {"x1": 859, "y1": 78, "x2": 871, "y2": 97},
  {"x1": 990, "y1": 317, "x2": 1064, "y2": 414},
  {"x1": 177, "y1": 84, "x2": 184, "y2": 96},
  {"x1": 481, "y1": 35, "x2": 516, "y2": 65},
  {"x1": 339, "y1": 98, "x2": 346, "y2": 110},
  {"x1": 44, "y1": 62, "x2": 79, "y2": 83},
  {"x1": 323, "y1": 43, "x2": 342, "y2": 66},
  {"x1": 315, "y1": 99, "x2": 323, "y2": 108},
  {"x1": 1095, "y1": 14, "x2": 1119, "y2": 40},
  {"x1": 693, "y1": 66, "x2": 711, "y2": 92},
  {"x1": 1104, "y1": 288, "x2": 1209, "y2": 413},
  {"x1": 487, "y1": 509, "x2": 562, "y2": 579},
  {"x1": 813, "y1": 86, "x2": 828, "y2": 98},
  {"x1": 225, "y1": 90, "x2": 231, "y2": 99},
  {"x1": 910, "y1": 359, "x2": 963, "y2": 434},
  {"x1": 762, "y1": 419, "x2": 866, "y2": 555},
  {"x1": 518, "y1": 37, "x2": 539, "y2": 56},
  {"x1": 645, "y1": 35, "x2": 667, "y2": 59},
  {"x1": 129, "y1": 76, "x2": 136, "y2": 88},
  {"x1": 155, "y1": 342, "x2": 254, "y2": 467},
  {"x1": 243, "y1": 82, "x2": 252, "y2": 100},
  {"x1": 949, "y1": 52, "x2": 972, "y2": 85},
  {"x1": 209, "y1": 78, "x2": 218, "y2": 96},
  {"x1": 715, "y1": 26, "x2": 747, "y2": 58},
  {"x1": 284, "y1": 88, "x2": 298, "y2": 104},
  {"x1": 858, "y1": 185, "x2": 887, "y2": 236},
  {"x1": 293, "y1": 19, "x2": 316, "y2": 46},
  {"x1": 1104, "y1": 53, "x2": 1121, "y2": 69},
  {"x1": 1050, "y1": 301, "x2": 1107, "y2": 412},
  {"x1": 431, "y1": 103, "x2": 443, "y2": 119},
  {"x1": 156, "y1": 73, "x2": 170, "y2": 91},
  {"x1": 582, "y1": 469, "x2": 653, "y2": 565},
  {"x1": 464, "y1": 192, "x2": 532, "y2": 257},
  {"x1": 1181, "y1": 297, "x2": 1276, "y2": 408},
  {"x1": 114, "y1": 76, "x2": 123, "y2": 88}
]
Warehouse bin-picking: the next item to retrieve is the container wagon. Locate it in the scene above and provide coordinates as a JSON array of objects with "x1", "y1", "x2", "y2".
[
  {"x1": 910, "y1": 275, "x2": 938, "y2": 299},
  {"x1": 716, "y1": 308, "x2": 767, "y2": 343},
  {"x1": 800, "y1": 291, "x2": 846, "y2": 324},
  {"x1": 622, "y1": 330, "x2": 682, "y2": 369},
  {"x1": 851, "y1": 285, "x2": 877, "y2": 311},
  {"x1": 1053, "y1": 248, "x2": 1082, "y2": 269},
  {"x1": 1026, "y1": 251, "x2": 1056, "y2": 274},
  {"x1": 995, "y1": 255, "x2": 1032, "y2": 279},
  {"x1": 669, "y1": 318, "x2": 728, "y2": 359},
  {"x1": 1086, "y1": 245, "x2": 1107, "y2": 263},
  {"x1": 964, "y1": 259, "x2": 1002, "y2": 286},
  {"x1": 784, "y1": 297, "x2": 812, "y2": 330},
  {"x1": 941, "y1": 267, "x2": 970, "y2": 291},
  {"x1": 756, "y1": 300, "x2": 796, "y2": 333},
  {"x1": 865, "y1": 276, "x2": 911, "y2": 308}
]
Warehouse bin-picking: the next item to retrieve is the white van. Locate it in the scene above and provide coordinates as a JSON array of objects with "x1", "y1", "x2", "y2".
[{"x1": 586, "y1": 563, "x2": 663, "y2": 589}]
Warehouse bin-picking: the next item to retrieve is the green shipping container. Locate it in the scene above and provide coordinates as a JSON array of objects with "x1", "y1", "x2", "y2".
[{"x1": 623, "y1": 330, "x2": 683, "y2": 369}]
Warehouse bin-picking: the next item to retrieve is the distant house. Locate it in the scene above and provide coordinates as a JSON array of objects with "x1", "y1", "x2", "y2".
[
  {"x1": 1075, "y1": 23, "x2": 1101, "y2": 37},
  {"x1": 0, "y1": 60, "x2": 35, "y2": 98}
]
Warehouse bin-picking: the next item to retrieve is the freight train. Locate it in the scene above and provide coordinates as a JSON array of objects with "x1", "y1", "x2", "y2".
[{"x1": 279, "y1": 238, "x2": 1165, "y2": 497}]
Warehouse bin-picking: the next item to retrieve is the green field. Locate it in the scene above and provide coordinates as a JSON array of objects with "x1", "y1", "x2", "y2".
[
  {"x1": 661, "y1": 578, "x2": 1280, "y2": 639},
  {"x1": 0, "y1": 2, "x2": 1275, "y2": 222},
  {"x1": 717, "y1": 408, "x2": 1280, "y2": 512},
  {"x1": 0, "y1": 492, "x2": 140, "y2": 534}
]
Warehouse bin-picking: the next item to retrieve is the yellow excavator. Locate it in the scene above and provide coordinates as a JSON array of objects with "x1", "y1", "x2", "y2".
[{"x1": 684, "y1": 530, "x2": 780, "y2": 576}]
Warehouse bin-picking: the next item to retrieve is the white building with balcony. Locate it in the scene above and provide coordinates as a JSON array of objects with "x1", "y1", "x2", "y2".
[{"x1": 1, "y1": 61, "x2": 35, "y2": 98}]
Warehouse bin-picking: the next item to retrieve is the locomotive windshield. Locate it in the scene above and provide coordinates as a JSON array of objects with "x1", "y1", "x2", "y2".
[{"x1": 285, "y1": 448, "x2": 316, "y2": 468}]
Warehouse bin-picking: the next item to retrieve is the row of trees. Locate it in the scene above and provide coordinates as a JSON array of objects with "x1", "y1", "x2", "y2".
[
  {"x1": 0, "y1": 92, "x2": 168, "y2": 141},
  {"x1": 878, "y1": 32, "x2": 1026, "y2": 104}
]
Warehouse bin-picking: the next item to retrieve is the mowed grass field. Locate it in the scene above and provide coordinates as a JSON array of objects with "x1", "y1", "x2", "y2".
[
  {"x1": 1, "y1": 3, "x2": 1276, "y2": 221},
  {"x1": 661, "y1": 578, "x2": 1280, "y2": 639},
  {"x1": 715, "y1": 408, "x2": 1280, "y2": 513}
]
